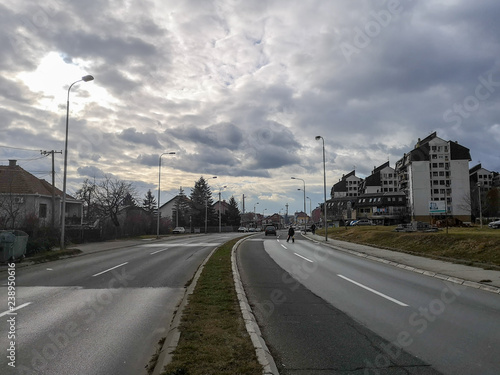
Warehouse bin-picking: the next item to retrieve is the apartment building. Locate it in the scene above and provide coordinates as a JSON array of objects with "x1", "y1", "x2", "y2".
[
  {"x1": 361, "y1": 161, "x2": 398, "y2": 194},
  {"x1": 331, "y1": 170, "x2": 363, "y2": 198},
  {"x1": 470, "y1": 163, "x2": 498, "y2": 192},
  {"x1": 395, "y1": 132, "x2": 471, "y2": 223}
]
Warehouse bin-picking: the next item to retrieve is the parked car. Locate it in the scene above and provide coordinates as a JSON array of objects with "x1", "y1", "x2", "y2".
[
  {"x1": 352, "y1": 219, "x2": 374, "y2": 226},
  {"x1": 264, "y1": 225, "x2": 277, "y2": 236},
  {"x1": 172, "y1": 227, "x2": 186, "y2": 234},
  {"x1": 238, "y1": 227, "x2": 248, "y2": 232},
  {"x1": 488, "y1": 220, "x2": 500, "y2": 229}
]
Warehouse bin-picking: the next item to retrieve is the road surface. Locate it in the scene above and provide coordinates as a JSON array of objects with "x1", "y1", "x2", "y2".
[
  {"x1": 0, "y1": 234, "x2": 240, "y2": 375},
  {"x1": 237, "y1": 231, "x2": 500, "y2": 374}
]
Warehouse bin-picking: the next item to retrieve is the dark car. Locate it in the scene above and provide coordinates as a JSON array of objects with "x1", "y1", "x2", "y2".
[{"x1": 264, "y1": 225, "x2": 277, "y2": 236}]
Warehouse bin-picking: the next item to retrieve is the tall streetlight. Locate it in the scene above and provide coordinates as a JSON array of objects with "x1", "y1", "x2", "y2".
[
  {"x1": 61, "y1": 75, "x2": 94, "y2": 250},
  {"x1": 316, "y1": 136, "x2": 328, "y2": 242},
  {"x1": 157, "y1": 152, "x2": 176, "y2": 238},
  {"x1": 477, "y1": 182, "x2": 483, "y2": 228},
  {"x1": 253, "y1": 202, "x2": 259, "y2": 228},
  {"x1": 306, "y1": 196, "x2": 312, "y2": 220},
  {"x1": 291, "y1": 176, "x2": 306, "y2": 221},
  {"x1": 218, "y1": 185, "x2": 227, "y2": 233},
  {"x1": 206, "y1": 176, "x2": 217, "y2": 234}
]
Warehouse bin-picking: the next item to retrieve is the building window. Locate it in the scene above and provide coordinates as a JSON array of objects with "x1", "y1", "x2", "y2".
[{"x1": 39, "y1": 204, "x2": 47, "y2": 219}]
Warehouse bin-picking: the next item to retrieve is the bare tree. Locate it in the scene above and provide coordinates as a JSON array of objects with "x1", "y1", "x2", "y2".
[
  {"x1": 91, "y1": 176, "x2": 136, "y2": 228},
  {"x1": 0, "y1": 194, "x2": 25, "y2": 229}
]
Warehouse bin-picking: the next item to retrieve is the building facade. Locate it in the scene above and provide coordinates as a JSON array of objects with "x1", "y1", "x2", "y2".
[
  {"x1": 0, "y1": 160, "x2": 82, "y2": 229},
  {"x1": 331, "y1": 170, "x2": 363, "y2": 198},
  {"x1": 395, "y1": 132, "x2": 471, "y2": 223}
]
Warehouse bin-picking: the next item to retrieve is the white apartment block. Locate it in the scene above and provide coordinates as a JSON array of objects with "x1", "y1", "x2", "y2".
[
  {"x1": 361, "y1": 161, "x2": 398, "y2": 194},
  {"x1": 395, "y1": 132, "x2": 471, "y2": 223},
  {"x1": 331, "y1": 170, "x2": 363, "y2": 198}
]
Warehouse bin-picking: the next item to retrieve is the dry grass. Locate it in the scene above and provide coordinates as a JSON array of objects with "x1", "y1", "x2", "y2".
[
  {"x1": 160, "y1": 238, "x2": 262, "y2": 375},
  {"x1": 320, "y1": 226, "x2": 500, "y2": 268}
]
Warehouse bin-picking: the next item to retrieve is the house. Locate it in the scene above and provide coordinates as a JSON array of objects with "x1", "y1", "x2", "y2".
[
  {"x1": 262, "y1": 213, "x2": 283, "y2": 228},
  {"x1": 294, "y1": 211, "x2": 309, "y2": 227},
  {"x1": 0, "y1": 159, "x2": 83, "y2": 229},
  {"x1": 355, "y1": 192, "x2": 407, "y2": 225},
  {"x1": 395, "y1": 132, "x2": 471, "y2": 223},
  {"x1": 324, "y1": 196, "x2": 357, "y2": 226}
]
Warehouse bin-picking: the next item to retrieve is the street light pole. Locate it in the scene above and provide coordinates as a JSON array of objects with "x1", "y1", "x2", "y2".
[
  {"x1": 61, "y1": 75, "x2": 94, "y2": 250},
  {"x1": 477, "y1": 182, "x2": 483, "y2": 228},
  {"x1": 218, "y1": 185, "x2": 227, "y2": 233},
  {"x1": 316, "y1": 136, "x2": 328, "y2": 241},
  {"x1": 291, "y1": 177, "x2": 306, "y2": 228},
  {"x1": 157, "y1": 152, "x2": 176, "y2": 238},
  {"x1": 205, "y1": 176, "x2": 217, "y2": 234},
  {"x1": 253, "y1": 202, "x2": 259, "y2": 228}
]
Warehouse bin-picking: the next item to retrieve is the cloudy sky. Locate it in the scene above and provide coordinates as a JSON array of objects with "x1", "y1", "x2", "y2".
[{"x1": 2, "y1": 0, "x2": 500, "y2": 217}]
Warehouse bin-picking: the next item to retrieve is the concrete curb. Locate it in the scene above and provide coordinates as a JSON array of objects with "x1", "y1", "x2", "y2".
[
  {"x1": 303, "y1": 234, "x2": 500, "y2": 295},
  {"x1": 151, "y1": 245, "x2": 219, "y2": 375},
  {"x1": 231, "y1": 237, "x2": 280, "y2": 375}
]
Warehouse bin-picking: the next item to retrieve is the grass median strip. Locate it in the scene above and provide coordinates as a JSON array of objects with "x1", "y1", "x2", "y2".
[
  {"x1": 160, "y1": 237, "x2": 262, "y2": 375},
  {"x1": 320, "y1": 226, "x2": 500, "y2": 268}
]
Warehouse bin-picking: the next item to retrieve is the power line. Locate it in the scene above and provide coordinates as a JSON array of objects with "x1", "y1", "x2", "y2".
[{"x1": 0, "y1": 145, "x2": 42, "y2": 152}]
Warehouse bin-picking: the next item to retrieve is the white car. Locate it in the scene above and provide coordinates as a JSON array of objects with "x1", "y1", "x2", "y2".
[
  {"x1": 488, "y1": 220, "x2": 500, "y2": 229},
  {"x1": 172, "y1": 227, "x2": 186, "y2": 234}
]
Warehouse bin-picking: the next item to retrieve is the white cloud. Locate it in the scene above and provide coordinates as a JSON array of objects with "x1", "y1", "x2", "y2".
[{"x1": 1, "y1": 0, "x2": 500, "y2": 213}]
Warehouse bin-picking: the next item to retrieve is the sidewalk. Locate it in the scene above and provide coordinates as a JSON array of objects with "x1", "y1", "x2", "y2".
[
  {"x1": 65, "y1": 237, "x2": 161, "y2": 254},
  {"x1": 304, "y1": 232, "x2": 500, "y2": 294}
]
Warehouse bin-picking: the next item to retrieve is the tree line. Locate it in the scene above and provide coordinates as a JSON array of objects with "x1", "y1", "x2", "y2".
[{"x1": 76, "y1": 175, "x2": 241, "y2": 236}]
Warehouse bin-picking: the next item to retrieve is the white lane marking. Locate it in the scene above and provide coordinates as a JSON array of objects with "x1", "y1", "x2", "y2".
[
  {"x1": 150, "y1": 249, "x2": 167, "y2": 255},
  {"x1": 280, "y1": 244, "x2": 287, "y2": 249},
  {"x1": 0, "y1": 302, "x2": 32, "y2": 318},
  {"x1": 338, "y1": 274, "x2": 408, "y2": 307},
  {"x1": 46, "y1": 268, "x2": 53, "y2": 271},
  {"x1": 92, "y1": 262, "x2": 128, "y2": 277},
  {"x1": 142, "y1": 243, "x2": 221, "y2": 247},
  {"x1": 294, "y1": 253, "x2": 314, "y2": 263}
]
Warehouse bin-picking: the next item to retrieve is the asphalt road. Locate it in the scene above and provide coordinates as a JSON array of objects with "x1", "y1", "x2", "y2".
[
  {"x1": 237, "y1": 231, "x2": 500, "y2": 375},
  {"x1": 0, "y1": 233, "x2": 240, "y2": 375}
]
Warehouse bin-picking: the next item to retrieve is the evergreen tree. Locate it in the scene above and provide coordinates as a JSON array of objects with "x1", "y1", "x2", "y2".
[
  {"x1": 142, "y1": 189, "x2": 157, "y2": 214},
  {"x1": 189, "y1": 177, "x2": 217, "y2": 227},
  {"x1": 173, "y1": 187, "x2": 191, "y2": 227},
  {"x1": 123, "y1": 192, "x2": 137, "y2": 207},
  {"x1": 227, "y1": 196, "x2": 241, "y2": 226}
]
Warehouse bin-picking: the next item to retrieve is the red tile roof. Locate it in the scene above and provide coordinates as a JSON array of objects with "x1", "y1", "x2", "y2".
[{"x1": 0, "y1": 163, "x2": 68, "y2": 198}]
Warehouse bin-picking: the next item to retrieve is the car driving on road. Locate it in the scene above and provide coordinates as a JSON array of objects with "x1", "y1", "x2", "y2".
[{"x1": 264, "y1": 225, "x2": 277, "y2": 236}]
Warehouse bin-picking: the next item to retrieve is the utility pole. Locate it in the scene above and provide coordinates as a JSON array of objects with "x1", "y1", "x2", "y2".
[{"x1": 41, "y1": 150, "x2": 62, "y2": 228}]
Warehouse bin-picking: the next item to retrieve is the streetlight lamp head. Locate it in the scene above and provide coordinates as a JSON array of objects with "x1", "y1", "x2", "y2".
[
  {"x1": 82, "y1": 75, "x2": 94, "y2": 82},
  {"x1": 291, "y1": 177, "x2": 296, "y2": 180},
  {"x1": 315, "y1": 136, "x2": 321, "y2": 140}
]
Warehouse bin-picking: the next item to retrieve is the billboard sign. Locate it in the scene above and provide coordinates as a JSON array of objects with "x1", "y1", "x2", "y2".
[{"x1": 429, "y1": 201, "x2": 446, "y2": 214}]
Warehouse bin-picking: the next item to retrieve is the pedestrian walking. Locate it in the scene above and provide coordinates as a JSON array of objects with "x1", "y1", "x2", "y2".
[{"x1": 287, "y1": 226, "x2": 295, "y2": 242}]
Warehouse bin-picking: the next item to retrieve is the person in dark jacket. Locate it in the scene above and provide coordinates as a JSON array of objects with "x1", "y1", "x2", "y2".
[{"x1": 287, "y1": 226, "x2": 295, "y2": 242}]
